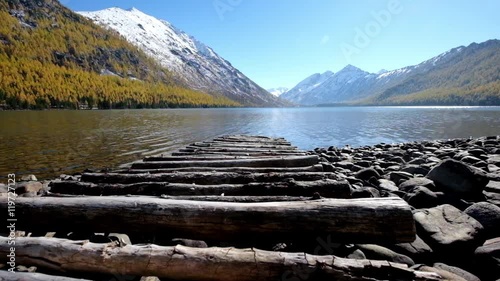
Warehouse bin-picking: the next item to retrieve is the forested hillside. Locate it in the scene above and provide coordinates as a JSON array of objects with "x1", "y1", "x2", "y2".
[
  {"x1": 0, "y1": 0, "x2": 239, "y2": 109},
  {"x1": 367, "y1": 40, "x2": 500, "y2": 105}
]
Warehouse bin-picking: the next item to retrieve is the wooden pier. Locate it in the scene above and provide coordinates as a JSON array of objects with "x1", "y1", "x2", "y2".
[{"x1": 0, "y1": 135, "x2": 442, "y2": 280}]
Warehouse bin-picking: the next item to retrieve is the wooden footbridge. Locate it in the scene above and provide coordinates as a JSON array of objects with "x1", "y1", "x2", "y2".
[{"x1": 0, "y1": 135, "x2": 441, "y2": 281}]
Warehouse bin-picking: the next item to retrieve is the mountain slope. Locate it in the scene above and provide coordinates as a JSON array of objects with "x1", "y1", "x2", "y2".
[
  {"x1": 267, "y1": 87, "x2": 289, "y2": 97},
  {"x1": 78, "y1": 7, "x2": 284, "y2": 107},
  {"x1": 281, "y1": 71, "x2": 334, "y2": 104},
  {"x1": 0, "y1": 0, "x2": 239, "y2": 109},
  {"x1": 282, "y1": 40, "x2": 500, "y2": 106}
]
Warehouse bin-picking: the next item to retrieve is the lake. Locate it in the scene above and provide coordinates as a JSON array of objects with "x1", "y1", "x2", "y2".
[{"x1": 1, "y1": 106, "x2": 499, "y2": 180}]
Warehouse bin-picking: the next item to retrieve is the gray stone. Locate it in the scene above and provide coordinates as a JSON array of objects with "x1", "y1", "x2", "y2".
[
  {"x1": 391, "y1": 234, "x2": 433, "y2": 263},
  {"x1": 433, "y1": 263, "x2": 480, "y2": 281},
  {"x1": 346, "y1": 249, "x2": 366, "y2": 260},
  {"x1": 427, "y1": 159, "x2": 489, "y2": 197},
  {"x1": 474, "y1": 238, "x2": 500, "y2": 280},
  {"x1": 355, "y1": 168, "x2": 381, "y2": 181},
  {"x1": 465, "y1": 202, "x2": 500, "y2": 239},
  {"x1": 413, "y1": 204, "x2": 484, "y2": 261},
  {"x1": 388, "y1": 171, "x2": 413, "y2": 184},
  {"x1": 399, "y1": 177, "x2": 436, "y2": 192},
  {"x1": 20, "y1": 174, "x2": 37, "y2": 182},
  {"x1": 355, "y1": 244, "x2": 414, "y2": 266},
  {"x1": 401, "y1": 164, "x2": 430, "y2": 176},
  {"x1": 403, "y1": 186, "x2": 439, "y2": 209},
  {"x1": 377, "y1": 179, "x2": 398, "y2": 192},
  {"x1": 411, "y1": 265, "x2": 467, "y2": 281},
  {"x1": 15, "y1": 181, "x2": 43, "y2": 195},
  {"x1": 170, "y1": 238, "x2": 208, "y2": 248},
  {"x1": 108, "y1": 233, "x2": 132, "y2": 246},
  {"x1": 351, "y1": 187, "x2": 380, "y2": 198}
]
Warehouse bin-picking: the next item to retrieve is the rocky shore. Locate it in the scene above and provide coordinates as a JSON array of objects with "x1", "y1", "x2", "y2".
[
  {"x1": 312, "y1": 135, "x2": 500, "y2": 281},
  {"x1": 1, "y1": 135, "x2": 499, "y2": 280}
]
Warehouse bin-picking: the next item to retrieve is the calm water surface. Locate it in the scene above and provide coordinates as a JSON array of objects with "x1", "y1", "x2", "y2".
[{"x1": 1, "y1": 107, "x2": 499, "y2": 179}]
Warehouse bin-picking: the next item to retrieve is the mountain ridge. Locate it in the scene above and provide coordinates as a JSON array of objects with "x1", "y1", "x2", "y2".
[
  {"x1": 282, "y1": 40, "x2": 500, "y2": 106},
  {"x1": 78, "y1": 7, "x2": 286, "y2": 107}
]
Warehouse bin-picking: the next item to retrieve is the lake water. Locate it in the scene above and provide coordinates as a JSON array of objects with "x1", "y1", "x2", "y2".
[{"x1": 1, "y1": 106, "x2": 499, "y2": 180}]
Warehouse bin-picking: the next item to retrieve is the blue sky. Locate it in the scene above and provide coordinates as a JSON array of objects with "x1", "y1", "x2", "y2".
[{"x1": 66, "y1": 0, "x2": 499, "y2": 89}]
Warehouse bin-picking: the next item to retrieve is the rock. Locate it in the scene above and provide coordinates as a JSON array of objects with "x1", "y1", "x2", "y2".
[
  {"x1": 433, "y1": 263, "x2": 480, "y2": 281},
  {"x1": 391, "y1": 234, "x2": 433, "y2": 263},
  {"x1": 20, "y1": 174, "x2": 37, "y2": 182},
  {"x1": 486, "y1": 181, "x2": 500, "y2": 193},
  {"x1": 108, "y1": 233, "x2": 132, "y2": 246},
  {"x1": 346, "y1": 249, "x2": 366, "y2": 260},
  {"x1": 16, "y1": 265, "x2": 37, "y2": 273},
  {"x1": 399, "y1": 178, "x2": 436, "y2": 192},
  {"x1": 413, "y1": 204, "x2": 484, "y2": 262},
  {"x1": 351, "y1": 187, "x2": 380, "y2": 198},
  {"x1": 15, "y1": 181, "x2": 43, "y2": 195},
  {"x1": 464, "y1": 202, "x2": 500, "y2": 239},
  {"x1": 388, "y1": 171, "x2": 413, "y2": 184},
  {"x1": 427, "y1": 159, "x2": 489, "y2": 197},
  {"x1": 355, "y1": 168, "x2": 380, "y2": 181},
  {"x1": 355, "y1": 244, "x2": 414, "y2": 266},
  {"x1": 411, "y1": 265, "x2": 467, "y2": 281},
  {"x1": 377, "y1": 179, "x2": 398, "y2": 192},
  {"x1": 170, "y1": 238, "x2": 208, "y2": 248},
  {"x1": 401, "y1": 164, "x2": 430, "y2": 176},
  {"x1": 474, "y1": 238, "x2": 500, "y2": 280},
  {"x1": 140, "y1": 277, "x2": 160, "y2": 281},
  {"x1": 403, "y1": 186, "x2": 439, "y2": 209}
]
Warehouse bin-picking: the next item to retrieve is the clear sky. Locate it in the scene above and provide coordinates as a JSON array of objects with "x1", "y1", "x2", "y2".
[{"x1": 65, "y1": 0, "x2": 499, "y2": 89}]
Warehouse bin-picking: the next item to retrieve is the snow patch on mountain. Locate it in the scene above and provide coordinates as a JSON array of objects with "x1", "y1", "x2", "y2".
[
  {"x1": 267, "y1": 87, "x2": 289, "y2": 97},
  {"x1": 78, "y1": 7, "x2": 282, "y2": 106}
]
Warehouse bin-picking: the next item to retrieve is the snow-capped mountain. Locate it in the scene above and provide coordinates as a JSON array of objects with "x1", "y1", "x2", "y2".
[
  {"x1": 281, "y1": 40, "x2": 500, "y2": 105},
  {"x1": 78, "y1": 7, "x2": 284, "y2": 106},
  {"x1": 280, "y1": 71, "x2": 334, "y2": 104},
  {"x1": 267, "y1": 87, "x2": 289, "y2": 97}
]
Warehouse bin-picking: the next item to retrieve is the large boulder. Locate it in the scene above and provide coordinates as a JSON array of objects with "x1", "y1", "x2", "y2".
[
  {"x1": 399, "y1": 177, "x2": 436, "y2": 192},
  {"x1": 433, "y1": 263, "x2": 480, "y2": 281},
  {"x1": 427, "y1": 159, "x2": 489, "y2": 197},
  {"x1": 402, "y1": 186, "x2": 439, "y2": 209},
  {"x1": 355, "y1": 244, "x2": 414, "y2": 266},
  {"x1": 355, "y1": 168, "x2": 381, "y2": 181},
  {"x1": 391, "y1": 234, "x2": 433, "y2": 263},
  {"x1": 474, "y1": 238, "x2": 500, "y2": 280},
  {"x1": 413, "y1": 204, "x2": 484, "y2": 262},
  {"x1": 464, "y1": 202, "x2": 500, "y2": 239}
]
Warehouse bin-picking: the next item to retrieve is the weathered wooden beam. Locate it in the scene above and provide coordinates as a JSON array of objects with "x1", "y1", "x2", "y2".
[
  {"x1": 0, "y1": 197, "x2": 415, "y2": 243},
  {"x1": 115, "y1": 164, "x2": 324, "y2": 174},
  {"x1": 80, "y1": 172, "x2": 338, "y2": 185},
  {"x1": 143, "y1": 155, "x2": 271, "y2": 162},
  {"x1": 179, "y1": 147, "x2": 306, "y2": 154},
  {"x1": 49, "y1": 179, "x2": 350, "y2": 197},
  {"x1": 191, "y1": 142, "x2": 296, "y2": 149},
  {"x1": 0, "y1": 237, "x2": 441, "y2": 281},
  {"x1": 0, "y1": 271, "x2": 93, "y2": 281},
  {"x1": 171, "y1": 151, "x2": 307, "y2": 156},
  {"x1": 130, "y1": 155, "x2": 319, "y2": 169}
]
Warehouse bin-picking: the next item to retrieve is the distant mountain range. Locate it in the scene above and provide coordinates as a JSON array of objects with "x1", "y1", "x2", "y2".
[
  {"x1": 281, "y1": 40, "x2": 500, "y2": 106},
  {"x1": 267, "y1": 87, "x2": 289, "y2": 97},
  {"x1": 78, "y1": 7, "x2": 285, "y2": 107}
]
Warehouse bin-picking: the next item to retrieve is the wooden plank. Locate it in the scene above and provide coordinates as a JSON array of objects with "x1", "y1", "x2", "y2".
[
  {"x1": 80, "y1": 172, "x2": 338, "y2": 185},
  {"x1": 49, "y1": 179, "x2": 351, "y2": 197},
  {"x1": 115, "y1": 164, "x2": 324, "y2": 174},
  {"x1": 0, "y1": 237, "x2": 441, "y2": 281},
  {"x1": 171, "y1": 151, "x2": 307, "y2": 157},
  {"x1": 179, "y1": 147, "x2": 307, "y2": 154},
  {"x1": 191, "y1": 142, "x2": 296, "y2": 149},
  {"x1": 0, "y1": 271, "x2": 93, "y2": 281},
  {"x1": 0, "y1": 197, "x2": 415, "y2": 243},
  {"x1": 130, "y1": 155, "x2": 319, "y2": 169}
]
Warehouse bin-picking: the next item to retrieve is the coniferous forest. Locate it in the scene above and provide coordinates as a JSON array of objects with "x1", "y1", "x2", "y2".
[{"x1": 0, "y1": 0, "x2": 240, "y2": 109}]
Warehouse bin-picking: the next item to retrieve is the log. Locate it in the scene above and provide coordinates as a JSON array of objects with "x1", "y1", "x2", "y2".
[
  {"x1": 130, "y1": 155, "x2": 319, "y2": 169},
  {"x1": 143, "y1": 155, "x2": 273, "y2": 161},
  {"x1": 49, "y1": 179, "x2": 350, "y2": 197},
  {"x1": 156, "y1": 195, "x2": 319, "y2": 202},
  {"x1": 80, "y1": 172, "x2": 339, "y2": 185},
  {"x1": 0, "y1": 197, "x2": 415, "y2": 243},
  {"x1": 115, "y1": 164, "x2": 324, "y2": 174},
  {"x1": 180, "y1": 146, "x2": 306, "y2": 153},
  {"x1": 191, "y1": 142, "x2": 296, "y2": 149},
  {"x1": 0, "y1": 271, "x2": 93, "y2": 281},
  {"x1": 171, "y1": 151, "x2": 307, "y2": 156},
  {"x1": 0, "y1": 237, "x2": 441, "y2": 281}
]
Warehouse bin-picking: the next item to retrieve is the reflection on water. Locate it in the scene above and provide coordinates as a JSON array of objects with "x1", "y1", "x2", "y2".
[{"x1": 1, "y1": 107, "x2": 499, "y2": 179}]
